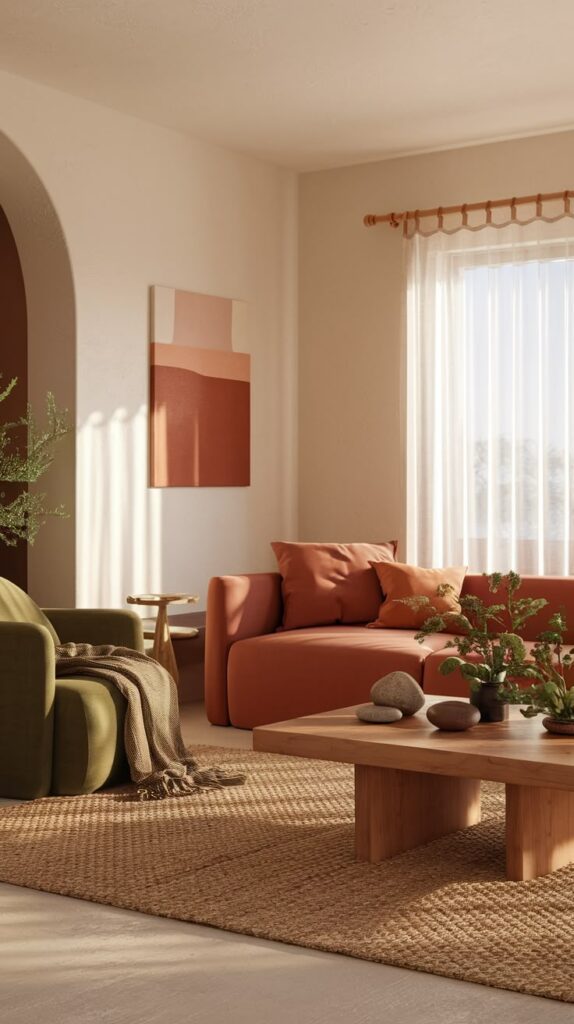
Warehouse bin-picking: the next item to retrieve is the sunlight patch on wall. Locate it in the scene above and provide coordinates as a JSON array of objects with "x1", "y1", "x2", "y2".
[{"x1": 77, "y1": 405, "x2": 162, "y2": 607}]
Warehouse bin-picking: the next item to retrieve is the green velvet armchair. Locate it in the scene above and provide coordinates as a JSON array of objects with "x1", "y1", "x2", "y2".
[{"x1": 0, "y1": 578, "x2": 144, "y2": 800}]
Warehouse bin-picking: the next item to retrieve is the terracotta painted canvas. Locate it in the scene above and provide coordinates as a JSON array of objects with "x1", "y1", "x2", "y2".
[{"x1": 150, "y1": 286, "x2": 250, "y2": 486}]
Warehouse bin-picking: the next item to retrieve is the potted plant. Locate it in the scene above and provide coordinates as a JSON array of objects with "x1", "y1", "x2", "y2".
[
  {"x1": 402, "y1": 572, "x2": 547, "y2": 722},
  {"x1": 0, "y1": 376, "x2": 68, "y2": 547},
  {"x1": 503, "y1": 611, "x2": 574, "y2": 734}
]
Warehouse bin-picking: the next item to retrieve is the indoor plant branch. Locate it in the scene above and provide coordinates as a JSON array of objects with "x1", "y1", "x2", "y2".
[
  {"x1": 401, "y1": 572, "x2": 548, "y2": 721},
  {"x1": 0, "y1": 376, "x2": 69, "y2": 547}
]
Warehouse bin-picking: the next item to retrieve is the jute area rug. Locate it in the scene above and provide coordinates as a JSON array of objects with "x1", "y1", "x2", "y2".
[{"x1": 1, "y1": 746, "x2": 573, "y2": 1003}]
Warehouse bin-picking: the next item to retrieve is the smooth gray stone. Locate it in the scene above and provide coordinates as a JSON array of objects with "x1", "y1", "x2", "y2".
[
  {"x1": 370, "y1": 671, "x2": 425, "y2": 716},
  {"x1": 426, "y1": 701, "x2": 480, "y2": 731},
  {"x1": 355, "y1": 704, "x2": 403, "y2": 724}
]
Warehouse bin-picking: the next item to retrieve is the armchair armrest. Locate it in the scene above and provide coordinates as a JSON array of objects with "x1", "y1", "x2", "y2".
[
  {"x1": 0, "y1": 621, "x2": 55, "y2": 799},
  {"x1": 205, "y1": 573, "x2": 282, "y2": 725},
  {"x1": 43, "y1": 608, "x2": 145, "y2": 652}
]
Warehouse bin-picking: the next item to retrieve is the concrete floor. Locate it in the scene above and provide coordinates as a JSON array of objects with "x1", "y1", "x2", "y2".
[{"x1": 0, "y1": 704, "x2": 571, "y2": 1024}]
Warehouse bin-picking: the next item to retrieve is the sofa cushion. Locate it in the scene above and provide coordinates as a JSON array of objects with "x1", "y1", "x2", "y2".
[
  {"x1": 369, "y1": 562, "x2": 466, "y2": 629},
  {"x1": 0, "y1": 576, "x2": 59, "y2": 645},
  {"x1": 227, "y1": 625, "x2": 449, "y2": 728},
  {"x1": 423, "y1": 641, "x2": 540, "y2": 698},
  {"x1": 271, "y1": 541, "x2": 397, "y2": 630}
]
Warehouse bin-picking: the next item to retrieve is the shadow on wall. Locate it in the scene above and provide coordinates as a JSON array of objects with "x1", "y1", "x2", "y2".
[
  {"x1": 0, "y1": 130, "x2": 76, "y2": 606},
  {"x1": 77, "y1": 405, "x2": 162, "y2": 608}
]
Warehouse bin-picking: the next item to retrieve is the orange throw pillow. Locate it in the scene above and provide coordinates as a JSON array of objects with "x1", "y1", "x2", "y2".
[
  {"x1": 271, "y1": 541, "x2": 398, "y2": 630},
  {"x1": 368, "y1": 562, "x2": 467, "y2": 630}
]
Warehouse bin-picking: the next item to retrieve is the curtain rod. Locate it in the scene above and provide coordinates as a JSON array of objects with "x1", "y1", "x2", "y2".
[{"x1": 363, "y1": 189, "x2": 574, "y2": 228}]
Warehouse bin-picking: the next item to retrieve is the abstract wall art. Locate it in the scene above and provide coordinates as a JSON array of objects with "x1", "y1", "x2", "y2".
[{"x1": 150, "y1": 286, "x2": 250, "y2": 487}]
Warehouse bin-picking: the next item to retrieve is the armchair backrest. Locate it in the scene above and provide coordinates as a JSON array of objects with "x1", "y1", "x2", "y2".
[{"x1": 0, "y1": 577, "x2": 60, "y2": 645}]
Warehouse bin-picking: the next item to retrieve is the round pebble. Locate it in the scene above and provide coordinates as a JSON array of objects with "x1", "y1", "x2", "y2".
[
  {"x1": 426, "y1": 701, "x2": 480, "y2": 731},
  {"x1": 355, "y1": 704, "x2": 403, "y2": 724},
  {"x1": 370, "y1": 671, "x2": 425, "y2": 716}
]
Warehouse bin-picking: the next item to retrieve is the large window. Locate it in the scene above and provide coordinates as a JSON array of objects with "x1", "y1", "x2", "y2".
[{"x1": 406, "y1": 221, "x2": 574, "y2": 574}]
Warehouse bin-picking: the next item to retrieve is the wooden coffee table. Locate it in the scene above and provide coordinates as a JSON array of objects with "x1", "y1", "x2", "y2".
[{"x1": 253, "y1": 699, "x2": 574, "y2": 881}]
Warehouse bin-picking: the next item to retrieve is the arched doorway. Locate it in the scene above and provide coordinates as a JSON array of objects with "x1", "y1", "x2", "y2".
[
  {"x1": 0, "y1": 132, "x2": 76, "y2": 605},
  {"x1": 0, "y1": 206, "x2": 28, "y2": 589}
]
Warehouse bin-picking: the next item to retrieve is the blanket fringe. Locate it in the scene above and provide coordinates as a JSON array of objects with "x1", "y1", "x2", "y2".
[{"x1": 136, "y1": 766, "x2": 247, "y2": 801}]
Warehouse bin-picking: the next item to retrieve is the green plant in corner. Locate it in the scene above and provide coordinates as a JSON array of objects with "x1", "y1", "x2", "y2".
[
  {"x1": 401, "y1": 571, "x2": 547, "y2": 692},
  {"x1": 504, "y1": 611, "x2": 574, "y2": 725},
  {"x1": 0, "y1": 376, "x2": 69, "y2": 546}
]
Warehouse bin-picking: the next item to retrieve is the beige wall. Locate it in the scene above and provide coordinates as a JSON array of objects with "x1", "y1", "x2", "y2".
[
  {"x1": 298, "y1": 130, "x2": 574, "y2": 557},
  {"x1": 0, "y1": 70, "x2": 298, "y2": 609}
]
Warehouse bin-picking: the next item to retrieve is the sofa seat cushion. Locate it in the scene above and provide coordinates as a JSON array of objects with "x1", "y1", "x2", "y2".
[
  {"x1": 423, "y1": 641, "x2": 540, "y2": 698},
  {"x1": 227, "y1": 626, "x2": 450, "y2": 728},
  {"x1": 52, "y1": 676, "x2": 129, "y2": 795}
]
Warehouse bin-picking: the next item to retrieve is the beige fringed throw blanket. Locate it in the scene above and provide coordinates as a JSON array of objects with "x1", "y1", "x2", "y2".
[{"x1": 55, "y1": 643, "x2": 246, "y2": 800}]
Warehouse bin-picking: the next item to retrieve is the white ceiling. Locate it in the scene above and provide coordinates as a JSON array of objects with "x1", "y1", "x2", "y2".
[{"x1": 1, "y1": 0, "x2": 573, "y2": 171}]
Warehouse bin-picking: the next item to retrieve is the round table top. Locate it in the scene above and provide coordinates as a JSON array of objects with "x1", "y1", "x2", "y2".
[{"x1": 127, "y1": 593, "x2": 199, "y2": 607}]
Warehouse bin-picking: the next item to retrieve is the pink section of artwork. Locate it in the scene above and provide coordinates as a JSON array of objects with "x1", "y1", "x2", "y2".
[
  {"x1": 173, "y1": 289, "x2": 232, "y2": 350},
  {"x1": 151, "y1": 343, "x2": 250, "y2": 382}
]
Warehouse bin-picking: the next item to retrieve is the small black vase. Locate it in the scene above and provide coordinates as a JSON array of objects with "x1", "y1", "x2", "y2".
[{"x1": 470, "y1": 681, "x2": 509, "y2": 723}]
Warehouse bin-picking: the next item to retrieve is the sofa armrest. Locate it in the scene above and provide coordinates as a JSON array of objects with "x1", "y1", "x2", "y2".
[
  {"x1": 0, "y1": 622, "x2": 55, "y2": 799},
  {"x1": 43, "y1": 608, "x2": 145, "y2": 653},
  {"x1": 205, "y1": 573, "x2": 282, "y2": 725}
]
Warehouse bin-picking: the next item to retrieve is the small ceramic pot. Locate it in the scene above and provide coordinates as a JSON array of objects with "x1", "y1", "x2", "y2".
[
  {"x1": 542, "y1": 717, "x2": 574, "y2": 735},
  {"x1": 470, "y1": 680, "x2": 509, "y2": 723}
]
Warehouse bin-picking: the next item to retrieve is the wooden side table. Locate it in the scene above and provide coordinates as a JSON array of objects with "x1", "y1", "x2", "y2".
[{"x1": 126, "y1": 593, "x2": 199, "y2": 684}]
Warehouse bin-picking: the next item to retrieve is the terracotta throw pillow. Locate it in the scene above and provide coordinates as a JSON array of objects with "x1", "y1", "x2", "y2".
[
  {"x1": 271, "y1": 541, "x2": 398, "y2": 630},
  {"x1": 368, "y1": 562, "x2": 467, "y2": 630}
]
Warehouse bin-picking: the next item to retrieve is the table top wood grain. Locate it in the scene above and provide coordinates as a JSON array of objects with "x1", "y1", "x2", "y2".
[{"x1": 253, "y1": 698, "x2": 574, "y2": 791}]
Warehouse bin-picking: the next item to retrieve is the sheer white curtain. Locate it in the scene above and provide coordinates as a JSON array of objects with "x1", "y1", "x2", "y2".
[{"x1": 406, "y1": 212, "x2": 574, "y2": 574}]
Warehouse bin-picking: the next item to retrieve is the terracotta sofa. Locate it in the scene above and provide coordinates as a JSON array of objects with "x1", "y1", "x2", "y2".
[{"x1": 205, "y1": 571, "x2": 574, "y2": 729}]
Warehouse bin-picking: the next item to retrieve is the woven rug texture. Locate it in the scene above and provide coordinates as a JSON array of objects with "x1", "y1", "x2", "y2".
[{"x1": 0, "y1": 746, "x2": 573, "y2": 1003}]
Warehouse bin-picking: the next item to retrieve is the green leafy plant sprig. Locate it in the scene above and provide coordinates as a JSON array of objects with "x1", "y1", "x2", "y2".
[
  {"x1": 0, "y1": 376, "x2": 69, "y2": 546},
  {"x1": 504, "y1": 611, "x2": 574, "y2": 722},
  {"x1": 401, "y1": 571, "x2": 547, "y2": 690}
]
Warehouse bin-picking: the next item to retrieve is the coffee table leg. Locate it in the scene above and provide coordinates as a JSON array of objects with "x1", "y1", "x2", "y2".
[
  {"x1": 506, "y1": 784, "x2": 574, "y2": 880},
  {"x1": 355, "y1": 765, "x2": 481, "y2": 862}
]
